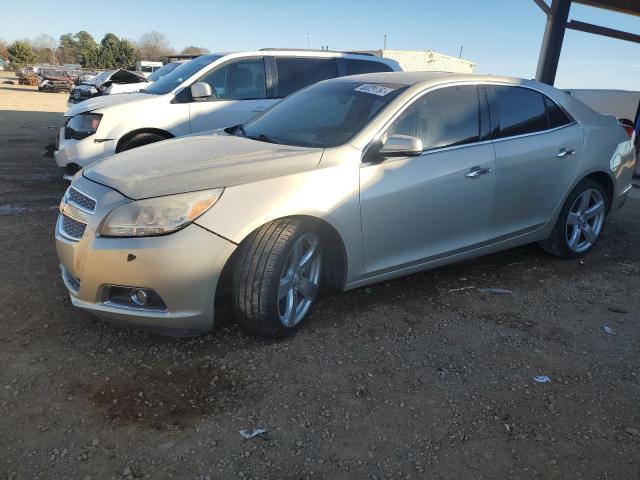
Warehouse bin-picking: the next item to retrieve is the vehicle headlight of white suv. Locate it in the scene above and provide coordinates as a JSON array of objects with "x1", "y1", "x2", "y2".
[{"x1": 65, "y1": 113, "x2": 103, "y2": 140}]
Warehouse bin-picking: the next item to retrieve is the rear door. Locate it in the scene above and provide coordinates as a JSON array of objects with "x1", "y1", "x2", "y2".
[
  {"x1": 486, "y1": 85, "x2": 582, "y2": 239},
  {"x1": 188, "y1": 56, "x2": 276, "y2": 133},
  {"x1": 359, "y1": 85, "x2": 496, "y2": 277},
  {"x1": 273, "y1": 57, "x2": 338, "y2": 98}
]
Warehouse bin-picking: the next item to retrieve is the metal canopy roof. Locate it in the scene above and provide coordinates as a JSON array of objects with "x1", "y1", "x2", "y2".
[
  {"x1": 534, "y1": 0, "x2": 640, "y2": 85},
  {"x1": 574, "y1": 0, "x2": 640, "y2": 17}
]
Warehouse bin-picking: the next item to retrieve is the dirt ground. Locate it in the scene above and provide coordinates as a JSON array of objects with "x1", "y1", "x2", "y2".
[{"x1": 1, "y1": 82, "x2": 640, "y2": 480}]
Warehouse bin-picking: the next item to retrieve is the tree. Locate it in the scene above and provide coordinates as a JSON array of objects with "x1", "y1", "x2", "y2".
[
  {"x1": 96, "y1": 33, "x2": 136, "y2": 69},
  {"x1": 74, "y1": 31, "x2": 99, "y2": 67},
  {"x1": 0, "y1": 39, "x2": 8, "y2": 60},
  {"x1": 57, "y1": 33, "x2": 78, "y2": 64},
  {"x1": 8, "y1": 40, "x2": 36, "y2": 67},
  {"x1": 32, "y1": 34, "x2": 58, "y2": 64},
  {"x1": 180, "y1": 45, "x2": 209, "y2": 55},
  {"x1": 135, "y1": 31, "x2": 174, "y2": 61}
]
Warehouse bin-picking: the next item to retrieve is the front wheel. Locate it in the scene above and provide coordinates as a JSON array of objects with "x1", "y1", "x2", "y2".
[
  {"x1": 232, "y1": 219, "x2": 322, "y2": 337},
  {"x1": 539, "y1": 179, "x2": 608, "y2": 258}
]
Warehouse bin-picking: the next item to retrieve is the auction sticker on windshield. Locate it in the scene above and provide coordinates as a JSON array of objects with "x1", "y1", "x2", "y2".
[{"x1": 354, "y1": 84, "x2": 396, "y2": 96}]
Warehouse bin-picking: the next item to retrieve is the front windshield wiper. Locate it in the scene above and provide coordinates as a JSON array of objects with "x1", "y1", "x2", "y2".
[{"x1": 245, "y1": 133, "x2": 283, "y2": 145}]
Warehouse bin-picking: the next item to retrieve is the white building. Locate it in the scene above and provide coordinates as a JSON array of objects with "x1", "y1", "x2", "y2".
[{"x1": 358, "y1": 49, "x2": 475, "y2": 73}]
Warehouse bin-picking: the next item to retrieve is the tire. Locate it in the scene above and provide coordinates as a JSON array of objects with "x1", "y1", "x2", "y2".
[
  {"x1": 539, "y1": 179, "x2": 608, "y2": 259},
  {"x1": 232, "y1": 218, "x2": 322, "y2": 337},
  {"x1": 118, "y1": 133, "x2": 168, "y2": 152}
]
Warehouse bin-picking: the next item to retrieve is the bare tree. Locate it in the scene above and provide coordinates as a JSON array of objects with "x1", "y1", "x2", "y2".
[
  {"x1": 135, "y1": 31, "x2": 174, "y2": 61},
  {"x1": 32, "y1": 34, "x2": 58, "y2": 64},
  {"x1": 0, "y1": 39, "x2": 8, "y2": 60},
  {"x1": 180, "y1": 45, "x2": 210, "y2": 55}
]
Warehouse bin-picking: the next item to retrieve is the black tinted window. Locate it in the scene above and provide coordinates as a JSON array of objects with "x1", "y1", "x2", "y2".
[
  {"x1": 199, "y1": 58, "x2": 266, "y2": 100},
  {"x1": 276, "y1": 57, "x2": 338, "y2": 97},
  {"x1": 491, "y1": 86, "x2": 548, "y2": 138},
  {"x1": 388, "y1": 85, "x2": 480, "y2": 150},
  {"x1": 344, "y1": 59, "x2": 393, "y2": 75},
  {"x1": 544, "y1": 96, "x2": 572, "y2": 128}
]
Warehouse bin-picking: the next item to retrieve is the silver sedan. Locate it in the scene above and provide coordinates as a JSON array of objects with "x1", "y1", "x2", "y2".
[{"x1": 55, "y1": 72, "x2": 637, "y2": 336}]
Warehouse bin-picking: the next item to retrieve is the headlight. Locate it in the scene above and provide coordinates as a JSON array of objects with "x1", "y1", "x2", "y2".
[
  {"x1": 65, "y1": 113, "x2": 102, "y2": 140},
  {"x1": 100, "y1": 189, "x2": 223, "y2": 237}
]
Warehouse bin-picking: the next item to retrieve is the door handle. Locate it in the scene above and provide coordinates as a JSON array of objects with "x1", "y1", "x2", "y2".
[
  {"x1": 465, "y1": 166, "x2": 492, "y2": 178},
  {"x1": 252, "y1": 106, "x2": 267, "y2": 112},
  {"x1": 556, "y1": 148, "x2": 576, "y2": 158}
]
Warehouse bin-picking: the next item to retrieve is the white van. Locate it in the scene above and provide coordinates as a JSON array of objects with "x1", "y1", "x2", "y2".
[{"x1": 55, "y1": 50, "x2": 400, "y2": 177}]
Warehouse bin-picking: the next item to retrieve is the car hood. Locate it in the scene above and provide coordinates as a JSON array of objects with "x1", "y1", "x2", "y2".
[
  {"x1": 83, "y1": 133, "x2": 324, "y2": 199},
  {"x1": 64, "y1": 92, "x2": 152, "y2": 116}
]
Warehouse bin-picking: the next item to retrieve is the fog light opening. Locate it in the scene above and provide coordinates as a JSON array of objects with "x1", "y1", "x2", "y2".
[{"x1": 131, "y1": 288, "x2": 150, "y2": 306}]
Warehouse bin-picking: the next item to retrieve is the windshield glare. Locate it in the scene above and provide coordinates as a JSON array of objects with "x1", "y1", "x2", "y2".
[
  {"x1": 144, "y1": 55, "x2": 222, "y2": 95},
  {"x1": 242, "y1": 81, "x2": 407, "y2": 148}
]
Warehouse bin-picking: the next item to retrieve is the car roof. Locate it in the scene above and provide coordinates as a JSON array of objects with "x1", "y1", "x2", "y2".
[
  {"x1": 332, "y1": 71, "x2": 527, "y2": 87},
  {"x1": 209, "y1": 49, "x2": 394, "y2": 61}
]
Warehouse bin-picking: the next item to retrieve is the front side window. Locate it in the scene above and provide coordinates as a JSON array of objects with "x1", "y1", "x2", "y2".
[
  {"x1": 241, "y1": 80, "x2": 407, "y2": 148},
  {"x1": 386, "y1": 85, "x2": 480, "y2": 150},
  {"x1": 199, "y1": 57, "x2": 266, "y2": 100},
  {"x1": 276, "y1": 57, "x2": 338, "y2": 97}
]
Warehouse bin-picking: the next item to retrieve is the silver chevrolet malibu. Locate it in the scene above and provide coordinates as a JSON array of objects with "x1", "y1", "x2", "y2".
[{"x1": 55, "y1": 72, "x2": 637, "y2": 337}]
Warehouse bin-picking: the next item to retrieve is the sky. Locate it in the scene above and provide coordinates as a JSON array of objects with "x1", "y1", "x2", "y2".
[{"x1": 1, "y1": 0, "x2": 638, "y2": 89}]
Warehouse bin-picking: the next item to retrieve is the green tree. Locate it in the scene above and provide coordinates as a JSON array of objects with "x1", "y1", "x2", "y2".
[
  {"x1": 57, "y1": 33, "x2": 78, "y2": 64},
  {"x1": 7, "y1": 40, "x2": 36, "y2": 67},
  {"x1": 73, "y1": 31, "x2": 99, "y2": 67},
  {"x1": 97, "y1": 33, "x2": 135, "y2": 69}
]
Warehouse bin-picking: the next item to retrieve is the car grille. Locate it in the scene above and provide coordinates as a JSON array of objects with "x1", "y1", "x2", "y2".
[
  {"x1": 67, "y1": 187, "x2": 96, "y2": 213},
  {"x1": 60, "y1": 213, "x2": 87, "y2": 240}
]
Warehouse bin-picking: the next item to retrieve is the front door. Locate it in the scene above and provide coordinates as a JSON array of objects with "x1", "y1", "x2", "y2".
[
  {"x1": 359, "y1": 85, "x2": 496, "y2": 277},
  {"x1": 188, "y1": 56, "x2": 276, "y2": 133}
]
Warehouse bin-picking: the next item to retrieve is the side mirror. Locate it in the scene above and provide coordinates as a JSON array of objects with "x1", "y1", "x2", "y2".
[
  {"x1": 190, "y1": 82, "x2": 212, "y2": 99},
  {"x1": 379, "y1": 135, "x2": 423, "y2": 157}
]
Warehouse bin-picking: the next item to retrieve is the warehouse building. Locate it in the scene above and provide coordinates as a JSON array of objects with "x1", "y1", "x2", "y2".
[{"x1": 357, "y1": 49, "x2": 475, "y2": 73}]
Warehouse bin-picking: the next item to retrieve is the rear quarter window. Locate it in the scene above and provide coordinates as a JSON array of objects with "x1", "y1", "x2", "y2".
[{"x1": 343, "y1": 58, "x2": 393, "y2": 75}]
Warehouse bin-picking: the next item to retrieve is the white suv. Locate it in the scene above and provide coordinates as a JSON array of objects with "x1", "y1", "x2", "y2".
[{"x1": 55, "y1": 50, "x2": 400, "y2": 177}]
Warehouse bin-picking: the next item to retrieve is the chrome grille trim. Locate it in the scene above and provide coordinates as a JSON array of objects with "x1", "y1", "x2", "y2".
[
  {"x1": 66, "y1": 187, "x2": 96, "y2": 214},
  {"x1": 59, "y1": 213, "x2": 87, "y2": 241}
]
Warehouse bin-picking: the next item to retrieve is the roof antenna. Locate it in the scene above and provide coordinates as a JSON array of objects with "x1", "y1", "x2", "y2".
[
  {"x1": 459, "y1": 46, "x2": 464, "y2": 58},
  {"x1": 383, "y1": 34, "x2": 388, "y2": 50},
  {"x1": 307, "y1": 33, "x2": 311, "y2": 49}
]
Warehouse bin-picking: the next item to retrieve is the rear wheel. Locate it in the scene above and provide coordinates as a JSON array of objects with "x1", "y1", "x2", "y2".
[
  {"x1": 539, "y1": 179, "x2": 608, "y2": 258},
  {"x1": 117, "y1": 132, "x2": 168, "y2": 152},
  {"x1": 232, "y1": 219, "x2": 322, "y2": 337}
]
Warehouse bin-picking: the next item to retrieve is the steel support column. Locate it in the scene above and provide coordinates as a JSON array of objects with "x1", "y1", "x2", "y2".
[{"x1": 535, "y1": 0, "x2": 573, "y2": 85}]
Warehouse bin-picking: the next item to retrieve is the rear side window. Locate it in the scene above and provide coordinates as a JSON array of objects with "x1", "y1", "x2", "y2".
[
  {"x1": 491, "y1": 86, "x2": 547, "y2": 138},
  {"x1": 490, "y1": 86, "x2": 572, "y2": 138},
  {"x1": 344, "y1": 59, "x2": 393, "y2": 75},
  {"x1": 276, "y1": 57, "x2": 338, "y2": 97},
  {"x1": 387, "y1": 85, "x2": 480, "y2": 151}
]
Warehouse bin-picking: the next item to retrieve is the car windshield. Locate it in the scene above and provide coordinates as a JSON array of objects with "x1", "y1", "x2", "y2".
[
  {"x1": 241, "y1": 81, "x2": 408, "y2": 148},
  {"x1": 147, "y1": 62, "x2": 181, "y2": 82},
  {"x1": 143, "y1": 55, "x2": 222, "y2": 95}
]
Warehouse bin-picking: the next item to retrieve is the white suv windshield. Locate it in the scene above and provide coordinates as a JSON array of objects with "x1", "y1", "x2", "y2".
[
  {"x1": 240, "y1": 81, "x2": 407, "y2": 148},
  {"x1": 143, "y1": 55, "x2": 222, "y2": 95}
]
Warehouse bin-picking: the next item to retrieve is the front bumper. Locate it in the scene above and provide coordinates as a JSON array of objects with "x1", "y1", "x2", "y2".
[
  {"x1": 55, "y1": 177, "x2": 237, "y2": 335},
  {"x1": 54, "y1": 126, "x2": 115, "y2": 171}
]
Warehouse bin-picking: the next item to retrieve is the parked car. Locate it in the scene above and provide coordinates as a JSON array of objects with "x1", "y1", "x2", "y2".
[
  {"x1": 67, "y1": 69, "x2": 151, "y2": 107},
  {"x1": 38, "y1": 68, "x2": 75, "y2": 92},
  {"x1": 55, "y1": 72, "x2": 636, "y2": 337},
  {"x1": 54, "y1": 50, "x2": 400, "y2": 178}
]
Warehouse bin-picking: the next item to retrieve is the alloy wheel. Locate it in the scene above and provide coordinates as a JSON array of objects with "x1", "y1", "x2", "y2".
[
  {"x1": 277, "y1": 232, "x2": 321, "y2": 327},
  {"x1": 566, "y1": 188, "x2": 605, "y2": 253}
]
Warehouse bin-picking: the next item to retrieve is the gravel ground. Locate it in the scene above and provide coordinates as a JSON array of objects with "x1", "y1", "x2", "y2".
[
  {"x1": 1, "y1": 88, "x2": 640, "y2": 480},
  {"x1": 0, "y1": 72, "x2": 68, "y2": 113}
]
